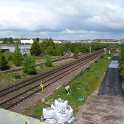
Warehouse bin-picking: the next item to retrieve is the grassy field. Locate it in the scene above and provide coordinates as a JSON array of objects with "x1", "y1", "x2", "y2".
[{"x1": 25, "y1": 55, "x2": 110, "y2": 117}]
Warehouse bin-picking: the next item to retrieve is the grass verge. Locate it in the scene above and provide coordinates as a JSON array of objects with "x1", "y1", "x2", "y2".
[{"x1": 25, "y1": 55, "x2": 110, "y2": 117}]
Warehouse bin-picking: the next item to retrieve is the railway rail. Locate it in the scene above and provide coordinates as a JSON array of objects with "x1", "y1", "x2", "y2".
[
  {"x1": 0, "y1": 54, "x2": 85, "y2": 73},
  {"x1": 0, "y1": 49, "x2": 104, "y2": 109}
]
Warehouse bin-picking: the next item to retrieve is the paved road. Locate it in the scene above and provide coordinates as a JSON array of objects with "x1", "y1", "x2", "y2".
[{"x1": 99, "y1": 55, "x2": 124, "y2": 96}]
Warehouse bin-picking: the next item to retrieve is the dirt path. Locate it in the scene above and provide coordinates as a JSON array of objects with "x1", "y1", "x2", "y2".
[
  {"x1": 53, "y1": 57, "x2": 76, "y2": 66},
  {"x1": 76, "y1": 92, "x2": 124, "y2": 124}
]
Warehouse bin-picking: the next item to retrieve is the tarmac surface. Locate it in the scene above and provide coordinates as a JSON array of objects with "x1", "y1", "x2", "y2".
[
  {"x1": 99, "y1": 55, "x2": 124, "y2": 96},
  {"x1": 98, "y1": 67, "x2": 124, "y2": 96}
]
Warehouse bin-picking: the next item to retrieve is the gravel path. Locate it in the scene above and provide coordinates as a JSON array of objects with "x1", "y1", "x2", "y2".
[{"x1": 76, "y1": 92, "x2": 124, "y2": 124}]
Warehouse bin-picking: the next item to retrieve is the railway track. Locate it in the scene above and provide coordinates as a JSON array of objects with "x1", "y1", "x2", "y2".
[
  {"x1": 0, "y1": 54, "x2": 85, "y2": 73},
  {"x1": 0, "y1": 49, "x2": 104, "y2": 109}
]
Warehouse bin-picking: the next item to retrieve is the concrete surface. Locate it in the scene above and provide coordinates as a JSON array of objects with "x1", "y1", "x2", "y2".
[{"x1": 0, "y1": 108, "x2": 47, "y2": 124}]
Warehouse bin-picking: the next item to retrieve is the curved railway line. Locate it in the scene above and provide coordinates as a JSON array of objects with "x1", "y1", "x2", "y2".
[{"x1": 0, "y1": 49, "x2": 104, "y2": 110}]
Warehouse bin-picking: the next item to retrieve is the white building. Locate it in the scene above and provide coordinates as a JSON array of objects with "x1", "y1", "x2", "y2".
[
  {"x1": 0, "y1": 41, "x2": 3, "y2": 44},
  {"x1": 20, "y1": 39, "x2": 33, "y2": 44},
  {"x1": 53, "y1": 40, "x2": 62, "y2": 44},
  {"x1": 0, "y1": 44, "x2": 31, "y2": 55}
]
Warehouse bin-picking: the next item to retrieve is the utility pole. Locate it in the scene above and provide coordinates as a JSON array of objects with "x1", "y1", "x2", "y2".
[{"x1": 89, "y1": 46, "x2": 92, "y2": 54}]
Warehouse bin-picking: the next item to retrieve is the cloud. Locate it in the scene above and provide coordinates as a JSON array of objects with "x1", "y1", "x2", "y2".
[{"x1": 0, "y1": 0, "x2": 124, "y2": 39}]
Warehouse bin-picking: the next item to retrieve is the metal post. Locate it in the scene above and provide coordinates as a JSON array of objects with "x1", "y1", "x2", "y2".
[{"x1": 89, "y1": 46, "x2": 92, "y2": 54}]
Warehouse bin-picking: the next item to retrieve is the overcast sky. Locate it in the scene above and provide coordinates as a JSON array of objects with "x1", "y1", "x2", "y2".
[{"x1": 0, "y1": 0, "x2": 124, "y2": 40}]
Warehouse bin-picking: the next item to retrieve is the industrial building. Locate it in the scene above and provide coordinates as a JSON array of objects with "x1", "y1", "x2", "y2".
[{"x1": 0, "y1": 44, "x2": 31, "y2": 55}]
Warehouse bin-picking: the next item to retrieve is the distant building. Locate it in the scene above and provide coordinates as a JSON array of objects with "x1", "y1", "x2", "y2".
[
  {"x1": 0, "y1": 44, "x2": 31, "y2": 55},
  {"x1": 53, "y1": 40, "x2": 62, "y2": 44},
  {"x1": 0, "y1": 41, "x2": 3, "y2": 44},
  {"x1": 20, "y1": 39, "x2": 33, "y2": 44}
]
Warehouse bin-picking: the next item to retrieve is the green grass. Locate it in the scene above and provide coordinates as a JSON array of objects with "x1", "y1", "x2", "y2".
[{"x1": 26, "y1": 55, "x2": 110, "y2": 117}]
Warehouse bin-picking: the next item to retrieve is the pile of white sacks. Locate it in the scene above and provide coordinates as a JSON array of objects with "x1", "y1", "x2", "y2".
[{"x1": 42, "y1": 98, "x2": 74, "y2": 124}]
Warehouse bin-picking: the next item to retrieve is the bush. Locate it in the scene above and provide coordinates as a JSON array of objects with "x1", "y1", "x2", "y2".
[
  {"x1": 0, "y1": 53, "x2": 10, "y2": 70},
  {"x1": 46, "y1": 46, "x2": 54, "y2": 55},
  {"x1": 73, "y1": 48, "x2": 79, "y2": 59},
  {"x1": 44, "y1": 55, "x2": 53, "y2": 67},
  {"x1": 23, "y1": 55, "x2": 37, "y2": 74},
  {"x1": 120, "y1": 46, "x2": 124, "y2": 81},
  {"x1": 30, "y1": 40, "x2": 41, "y2": 56},
  {"x1": 13, "y1": 44, "x2": 23, "y2": 66}
]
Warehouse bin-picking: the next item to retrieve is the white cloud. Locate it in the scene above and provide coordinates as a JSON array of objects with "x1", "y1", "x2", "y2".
[{"x1": 0, "y1": 0, "x2": 124, "y2": 39}]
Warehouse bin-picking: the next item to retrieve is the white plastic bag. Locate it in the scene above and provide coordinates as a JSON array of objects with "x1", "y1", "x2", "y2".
[
  {"x1": 43, "y1": 108, "x2": 56, "y2": 119},
  {"x1": 45, "y1": 119, "x2": 57, "y2": 124},
  {"x1": 56, "y1": 112, "x2": 68, "y2": 123},
  {"x1": 42, "y1": 98, "x2": 74, "y2": 124},
  {"x1": 54, "y1": 99, "x2": 68, "y2": 112}
]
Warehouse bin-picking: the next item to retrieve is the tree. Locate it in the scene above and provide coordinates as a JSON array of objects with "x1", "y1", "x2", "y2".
[
  {"x1": 30, "y1": 40, "x2": 41, "y2": 56},
  {"x1": 46, "y1": 46, "x2": 54, "y2": 55},
  {"x1": 40, "y1": 38, "x2": 55, "y2": 54},
  {"x1": 54, "y1": 44, "x2": 64, "y2": 56},
  {"x1": 120, "y1": 46, "x2": 124, "y2": 80},
  {"x1": 23, "y1": 55, "x2": 36, "y2": 74},
  {"x1": 13, "y1": 44, "x2": 23, "y2": 66},
  {"x1": 2, "y1": 37, "x2": 14, "y2": 44},
  {"x1": 73, "y1": 48, "x2": 79, "y2": 59},
  {"x1": 44, "y1": 55, "x2": 53, "y2": 67},
  {"x1": 0, "y1": 53, "x2": 10, "y2": 70}
]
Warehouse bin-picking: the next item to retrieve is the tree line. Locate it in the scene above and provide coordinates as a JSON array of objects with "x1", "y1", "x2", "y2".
[
  {"x1": 30, "y1": 38, "x2": 109, "y2": 56},
  {"x1": 0, "y1": 44, "x2": 36, "y2": 74},
  {"x1": 0, "y1": 39, "x2": 110, "y2": 74}
]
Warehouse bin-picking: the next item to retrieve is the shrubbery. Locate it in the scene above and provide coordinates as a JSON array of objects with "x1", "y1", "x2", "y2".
[
  {"x1": 13, "y1": 44, "x2": 23, "y2": 66},
  {"x1": 0, "y1": 53, "x2": 10, "y2": 70},
  {"x1": 30, "y1": 39, "x2": 41, "y2": 56},
  {"x1": 30, "y1": 38, "x2": 109, "y2": 57},
  {"x1": 23, "y1": 55, "x2": 37, "y2": 74},
  {"x1": 44, "y1": 55, "x2": 53, "y2": 67},
  {"x1": 120, "y1": 45, "x2": 124, "y2": 81}
]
